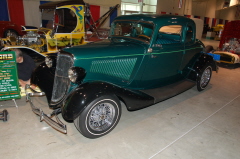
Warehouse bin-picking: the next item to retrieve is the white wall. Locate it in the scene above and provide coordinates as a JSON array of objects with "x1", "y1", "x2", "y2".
[
  {"x1": 85, "y1": 0, "x2": 121, "y2": 28},
  {"x1": 156, "y1": 0, "x2": 238, "y2": 21},
  {"x1": 205, "y1": 0, "x2": 217, "y2": 18},
  {"x1": 216, "y1": 6, "x2": 238, "y2": 20},
  {"x1": 216, "y1": 0, "x2": 225, "y2": 10},
  {"x1": 24, "y1": 0, "x2": 73, "y2": 27},
  {"x1": 156, "y1": 0, "x2": 192, "y2": 15},
  {"x1": 191, "y1": 0, "x2": 240, "y2": 21},
  {"x1": 85, "y1": 0, "x2": 121, "y2": 9},
  {"x1": 192, "y1": 0, "x2": 217, "y2": 18},
  {"x1": 216, "y1": 0, "x2": 240, "y2": 20},
  {"x1": 85, "y1": 0, "x2": 121, "y2": 16},
  {"x1": 230, "y1": 0, "x2": 239, "y2": 6}
]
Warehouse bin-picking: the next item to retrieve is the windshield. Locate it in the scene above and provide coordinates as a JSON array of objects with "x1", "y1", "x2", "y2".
[
  {"x1": 41, "y1": 9, "x2": 64, "y2": 29},
  {"x1": 110, "y1": 21, "x2": 154, "y2": 43}
]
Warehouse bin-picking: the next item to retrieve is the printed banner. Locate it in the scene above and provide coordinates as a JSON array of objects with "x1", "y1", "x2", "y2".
[{"x1": 212, "y1": 18, "x2": 217, "y2": 27}]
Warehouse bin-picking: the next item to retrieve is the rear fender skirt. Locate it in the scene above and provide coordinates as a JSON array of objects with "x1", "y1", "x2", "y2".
[
  {"x1": 187, "y1": 53, "x2": 218, "y2": 81},
  {"x1": 62, "y1": 81, "x2": 154, "y2": 121}
]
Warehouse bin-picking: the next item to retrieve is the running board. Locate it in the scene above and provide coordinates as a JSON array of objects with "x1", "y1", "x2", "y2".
[{"x1": 141, "y1": 80, "x2": 196, "y2": 103}]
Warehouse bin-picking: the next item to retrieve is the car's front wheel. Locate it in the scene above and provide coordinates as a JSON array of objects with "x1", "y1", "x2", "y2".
[
  {"x1": 74, "y1": 95, "x2": 121, "y2": 139},
  {"x1": 197, "y1": 65, "x2": 212, "y2": 91}
]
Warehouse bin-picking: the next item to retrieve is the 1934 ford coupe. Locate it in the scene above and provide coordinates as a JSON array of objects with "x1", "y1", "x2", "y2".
[{"x1": 27, "y1": 14, "x2": 218, "y2": 139}]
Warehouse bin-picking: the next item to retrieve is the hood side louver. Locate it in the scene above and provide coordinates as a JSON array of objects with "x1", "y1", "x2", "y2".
[{"x1": 90, "y1": 58, "x2": 137, "y2": 80}]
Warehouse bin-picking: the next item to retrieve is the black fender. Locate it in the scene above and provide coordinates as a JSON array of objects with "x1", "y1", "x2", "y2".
[
  {"x1": 187, "y1": 53, "x2": 218, "y2": 81},
  {"x1": 62, "y1": 81, "x2": 154, "y2": 121},
  {"x1": 31, "y1": 62, "x2": 56, "y2": 103},
  {"x1": 31, "y1": 54, "x2": 57, "y2": 103}
]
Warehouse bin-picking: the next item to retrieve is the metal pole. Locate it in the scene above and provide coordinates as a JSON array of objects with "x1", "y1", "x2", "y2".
[
  {"x1": 139, "y1": 0, "x2": 143, "y2": 14},
  {"x1": 12, "y1": 99, "x2": 18, "y2": 108}
]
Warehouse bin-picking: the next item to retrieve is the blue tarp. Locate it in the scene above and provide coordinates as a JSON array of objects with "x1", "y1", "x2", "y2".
[{"x1": 207, "y1": 53, "x2": 221, "y2": 61}]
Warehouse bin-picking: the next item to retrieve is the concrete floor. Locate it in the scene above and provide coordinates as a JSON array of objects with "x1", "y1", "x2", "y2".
[{"x1": 1, "y1": 39, "x2": 240, "y2": 159}]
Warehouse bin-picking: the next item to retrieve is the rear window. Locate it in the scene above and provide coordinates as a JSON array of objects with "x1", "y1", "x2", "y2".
[
  {"x1": 159, "y1": 25, "x2": 182, "y2": 35},
  {"x1": 156, "y1": 25, "x2": 182, "y2": 44}
]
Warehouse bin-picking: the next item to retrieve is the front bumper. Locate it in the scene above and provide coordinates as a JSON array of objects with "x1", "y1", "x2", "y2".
[{"x1": 25, "y1": 85, "x2": 67, "y2": 133}]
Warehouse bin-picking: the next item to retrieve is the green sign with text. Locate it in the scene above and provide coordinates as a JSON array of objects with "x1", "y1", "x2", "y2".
[{"x1": 0, "y1": 51, "x2": 21, "y2": 101}]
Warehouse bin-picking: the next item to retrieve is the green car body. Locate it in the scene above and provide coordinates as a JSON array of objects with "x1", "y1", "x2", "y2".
[
  {"x1": 61, "y1": 15, "x2": 205, "y2": 88},
  {"x1": 30, "y1": 14, "x2": 218, "y2": 138}
]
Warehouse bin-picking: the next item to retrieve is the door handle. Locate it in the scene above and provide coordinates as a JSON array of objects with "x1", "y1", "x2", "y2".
[{"x1": 151, "y1": 54, "x2": 157, "y2": 58}]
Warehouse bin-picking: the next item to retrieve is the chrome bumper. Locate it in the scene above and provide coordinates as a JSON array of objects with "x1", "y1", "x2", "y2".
[{"x1": 25, "y1": 85, "x2": 67, "y2": 134}]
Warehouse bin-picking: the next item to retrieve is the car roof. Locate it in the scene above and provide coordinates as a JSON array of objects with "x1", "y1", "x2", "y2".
[
  {"x1": 39, "y1": 0, "x2": 85, "y2": 9},
  {"x1": 114, "y1": 14, "x2": 194, "y2": 26}
]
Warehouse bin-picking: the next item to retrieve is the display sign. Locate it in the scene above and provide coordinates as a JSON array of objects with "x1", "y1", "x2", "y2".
[{"x1": 0, "y1": 51, "x2": 21, "y2": 101}]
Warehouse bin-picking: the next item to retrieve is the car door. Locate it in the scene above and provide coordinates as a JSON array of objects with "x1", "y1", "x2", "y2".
[{"x1": 140, "y1": 25, "x2": 185, "y2": 89}]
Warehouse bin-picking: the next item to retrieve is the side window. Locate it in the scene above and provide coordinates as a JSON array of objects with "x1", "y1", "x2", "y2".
[
  {"x1": 57, "y1": 8, "x2": 77, "y2": 33},
  {"x1": 185, "y1": 25, "x2": 193, "y2": 43},
  {"x1": 156, "y1": 25, "x2": 182, "y2": 44},
  {"x1": 42, "y1": 10, "x2": 54, "y2": 29}
]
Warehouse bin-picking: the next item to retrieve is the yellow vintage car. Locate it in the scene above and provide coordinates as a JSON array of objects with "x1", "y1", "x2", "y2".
[
  {"x1": 0, "y1": 0, "x2": 118, "y2": 59},
  {"x1": 1, "y1": 1, "x2": 86, "y2": 54},
  {"x1": 213, "y1": 51, "x2": 240, "y2": 64}
]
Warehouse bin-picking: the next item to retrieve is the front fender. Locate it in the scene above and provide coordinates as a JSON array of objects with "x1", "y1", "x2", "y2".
[
  {"x1": 31, "y1": 62, "x2": 56, "y2": 103},
  {"x1": 188, "y1": 53, "x2": 218, "y2": 81},
  {"x1": 62, "y1": 81, "x2": 154, "y2": 121}
]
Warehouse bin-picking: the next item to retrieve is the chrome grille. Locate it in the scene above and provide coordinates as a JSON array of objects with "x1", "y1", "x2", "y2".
[{"x1": 51, "y1": 53, "x2": 74, "y2": 104}]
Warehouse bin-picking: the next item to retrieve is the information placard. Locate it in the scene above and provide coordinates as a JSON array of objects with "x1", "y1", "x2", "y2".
[{"x1": 0, "y1": 51, "x2": 21, "y2": 101}]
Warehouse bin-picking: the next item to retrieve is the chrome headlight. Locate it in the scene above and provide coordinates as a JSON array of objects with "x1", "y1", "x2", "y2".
[
  {"x1": 68, "y1": 68, "x2": 77, "y2": 83},
  {"x1": 68, "y1": 67, "x2": 86, "y2": 84},
  {"x1": 45, "y1": 56, "x2": 53, "y2": 68}
]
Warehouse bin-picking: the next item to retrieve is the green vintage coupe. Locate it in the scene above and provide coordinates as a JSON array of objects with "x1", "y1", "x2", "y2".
[{"x1": 27, "y1": 14, "x2": 218, "y2": 138}]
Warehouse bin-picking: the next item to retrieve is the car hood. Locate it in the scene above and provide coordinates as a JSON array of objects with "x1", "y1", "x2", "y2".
[{"x1": 63, "y1": 40, "x2": 147, "y2": 59}]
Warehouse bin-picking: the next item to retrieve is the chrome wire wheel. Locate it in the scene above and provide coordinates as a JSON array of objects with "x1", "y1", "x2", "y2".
[
  {"x1": 74, "y1": 95, "x2": 121, "y2": 139},
  {"x1": 197, "y1": 65, "x2": 212, "y2": 91},
  {"x1": 88, "y1": 102, "x2": 116, "y2": 131},
  {"x1": 200, "y1": 67, "x2": 211, "y2": 88}
]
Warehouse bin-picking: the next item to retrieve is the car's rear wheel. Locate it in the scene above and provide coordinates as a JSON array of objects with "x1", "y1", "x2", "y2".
[
  {"x1": 197, "y1": 65, "x2": 212, "y2": 91},
  {"x1": 74, "y1": 95, "x2": 121, "y2": 139},
  {"x1": 4, "y1": 29, "x2": 18, "y2": 38}
]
